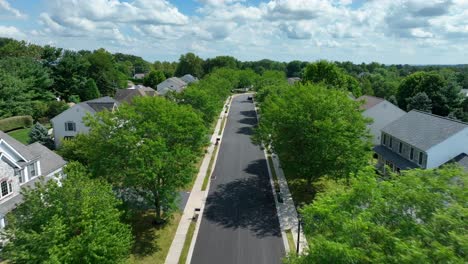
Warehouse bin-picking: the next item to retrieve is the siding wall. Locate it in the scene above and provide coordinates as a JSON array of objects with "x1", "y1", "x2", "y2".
[
  {"x1": 381, "y1": 132, "x2": 427, "y2": 168},
  {"x1": 426, "y1": 128, "x2": 468, "y2": 168},
  {"x1": 0, "y1": 159, "x2": 19, "y2": 204},
  {"x1": 51, "y1": 105, "x2": 92, "y2": 148}
]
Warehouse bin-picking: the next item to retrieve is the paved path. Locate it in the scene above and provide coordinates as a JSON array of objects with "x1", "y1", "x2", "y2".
[{"x1": 191, "y1": 94, "x2": 284, "y2": 264}]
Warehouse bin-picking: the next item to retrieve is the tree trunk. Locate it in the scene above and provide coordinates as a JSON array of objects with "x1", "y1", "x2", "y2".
[{"x1": 153, "y1": 191, "x2": 164, "y2": 225}]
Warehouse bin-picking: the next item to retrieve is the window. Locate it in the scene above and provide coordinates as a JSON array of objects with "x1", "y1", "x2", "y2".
[
  {"x1": 410, "y1": 148, "x2": 414, "y2": 160},
  {"x1": 418, "y1": 152, "x2": 423, "y2": 165},
  {"x1": 389, "y1": 137, "x2": 393, "y2": 148},
  {"x1": 383, "y1": 134, "x2": 387, "y2": 145},
  {"x1": 0, "y1": 180, "x2": 12, "y2": 198},
  {"x1": 399, "y1": 142, "x2": 403, "y2": 154},
  {"x1": 15, "y1": 169, "x2": 25, "y2": 184},
  {"x1": 65, "y1": 121, "x2": 76, "y2": 131},
  {"x1": 28, "y1": 163, "x2": 37, "y2": 177},
  {"x1": 63, "y1": 136, "x2": 74, "y2": 140}
]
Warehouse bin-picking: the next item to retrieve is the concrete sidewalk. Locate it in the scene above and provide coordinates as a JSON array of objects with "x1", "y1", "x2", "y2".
[
  {"x1": 270, "y1": 154, "x2": 308, "y2": 254},
  {"x1": 165, "y1": 97, "x2": 232, "y2": 264}
]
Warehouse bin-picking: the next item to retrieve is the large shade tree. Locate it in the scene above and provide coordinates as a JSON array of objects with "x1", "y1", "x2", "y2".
[
  {"x1": 1, "y1": 162, "x2": 133, "y2": 264},
  {"x1": 286, "y1": 165, "x2": 468, "y2": 264},
  {"x1": 256, "y1": 84, "x2": 372, "y2": 190},
  {"x1": 60, "y1": 96, "x2": 208, "y2": 222},
  {"x1": 175, "y1": 52, "x2": 204, "y2": 78}
]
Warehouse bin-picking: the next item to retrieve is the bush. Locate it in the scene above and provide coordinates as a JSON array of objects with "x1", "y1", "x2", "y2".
[{"x1": 0, "y1": 115, "x2": 33, "y2": 132}]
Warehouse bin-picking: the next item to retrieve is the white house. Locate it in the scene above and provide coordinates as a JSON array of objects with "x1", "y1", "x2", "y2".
[
  {"x1": 0, "y1": 131, "x2": 66, "y2": 233},
  {"x1": 374, "y1": 110, "x2": 468, "y2": 172},
  {"x1": 356, "y1": 95, "x2": 406, "y2": 145},
  {"x1": 156, "y1": 77, "x2": 187, "y2": 95},
  {"x1": 50, "y1": 96, "x2": 119, "y2": 148}
]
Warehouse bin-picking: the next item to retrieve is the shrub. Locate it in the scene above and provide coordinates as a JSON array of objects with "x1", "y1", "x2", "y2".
[{"x1": 0, "y1": 115, "x2": 33, "y2": 132}]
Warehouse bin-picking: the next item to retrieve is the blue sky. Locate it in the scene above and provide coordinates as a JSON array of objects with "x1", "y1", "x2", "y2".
[{"x1": 1, "y1": 0, "x2": 467, "y2": 64}]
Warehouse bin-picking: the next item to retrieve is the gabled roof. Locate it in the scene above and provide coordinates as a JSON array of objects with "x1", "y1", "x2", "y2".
[
  {"x1": 28, "y1": 142, "x2": 66, "y2": 175},
  {"x1": 180, "y1": 74, "x2": 198, "y2": 84},
  {"x1": 450, "y1": 153, "x2": 468, "y2": 171},
  {"x1": 79, "y1": 96, "x2": 119, "y2": 113},
  {"x1": 356, "y1": 95, "x2": 385, "y2": 110},
  {"x1": 157, "y1": 77, "x2": 187, "y2": 94},
  {"x1": 0, "y1": 131, "x2": 37, "y2": 161},
  {"x1": 115, "y1": 86, "x2": 157, "y2": 103},
  {"x1": 382, "y1": 110, "x2": 468, "y2": 151}
]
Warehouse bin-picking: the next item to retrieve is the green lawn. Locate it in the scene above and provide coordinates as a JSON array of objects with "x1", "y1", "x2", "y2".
[
  {"x1": 286, "y1": 229, "x2": 296, "y2": 254},
  {"x1": 128, "y1": 211, "x2": 182, "y2": 264},
  {"x1": 7, "y1": 128, "x2": 31, "y2": 145},
  {"x1": 202, "y1": 144, "x2": 219, "y2": 191},
  {"x1": 178, "y1": 220, "x2": 197, "y2": 264}
]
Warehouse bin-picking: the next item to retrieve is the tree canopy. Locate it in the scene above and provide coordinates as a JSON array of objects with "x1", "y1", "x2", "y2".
[
  {"x1": 175, "y1": 52, "x2": 204, "y2": 78},
  {"x1": 256, "y1": 83, "x2": 372, "y2": 189},
  {"x1": 287, "y1": 165, "x2": 468, "y2": 264},
  {"x1": 1, "y1": 162, "x2": 133, "y2": 263}
]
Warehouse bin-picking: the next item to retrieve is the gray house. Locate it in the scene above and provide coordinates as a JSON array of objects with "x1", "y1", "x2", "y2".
[
  {"x1": 0, "y1": 131, "x2": 66, "y2": 233},
  {"x1": 357, "y1": 95, "x2": 406, "y2": 145},
  {"x1": 50, "y1": 96, "x2": 119, "y2": 148},
  {"x1": 374, "y1": 110, "x2": 468, "y2": 172},
  {"x1": 156, "y1": 77, "x2": 187, "y2": 95}
]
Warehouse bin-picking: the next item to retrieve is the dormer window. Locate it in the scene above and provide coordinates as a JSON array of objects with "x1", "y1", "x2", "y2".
[
  {"x1": 65, "y1": 121, "x2": 76, "y2": 132},
  {"x1": 28, "y1": 162, "x2": 38, "y2": 178}
]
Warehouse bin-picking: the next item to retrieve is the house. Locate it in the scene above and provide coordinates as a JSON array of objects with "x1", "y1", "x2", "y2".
[
  {"x1": 133, "y1": 73, "x2": 146, "y2": 79},
  {"x1": 180, "y1": 74, "x2": 198, "y2": 84},
  {"x1": 156, "y1": 77, "x2": 187, "y2": 95},
  {"x1": 50, "y1": 96, "x2": 119, "y2": 148},
  {"x1": 356, "y1": 95, "x2": 406, "y2": 145},
  {"x1": 287, "y1": 77, "x2": 301, "y2": 85},
  {"x1": 115, "y1": 85, "x2": 157, "y2": 104},
  {"x1": 0, "y1": 131, "x2": 66, "y2": 231},
  {"x1": 374, "y1": 110, "x2": 468, "y2": 172}
]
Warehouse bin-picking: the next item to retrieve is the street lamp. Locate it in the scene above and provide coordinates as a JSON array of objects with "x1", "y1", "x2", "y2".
[{"x1": 296, "y1": 212, "x2": 302, "y2": 254}]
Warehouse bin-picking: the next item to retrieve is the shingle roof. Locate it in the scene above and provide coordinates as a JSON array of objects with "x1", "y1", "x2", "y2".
[
  {"x1": 78, "y1": 96, "x2": 119, "y2": 113},
  {"x1": 450, "y1": 153, "x2": 468, "y2": 171},
  {"x1": 356, "y1": 95, "x2": 385, "y2": 110},
  {"x1": 157, "y1": 77, "x2": 187, "y2": 95},
  {"x1": 0, "y1": 131, "x2": 38, "y2": 161},
  {"x1": 382, "y1": 110, "x2": 468, "y2": 151},
  {"x1": 115, "y1": 86, "x2": 157, "y2": 103},
  {"x1": 180, "y1": 74, "x2": 198, "y2": 84},
  {"x1": 28, "y1": 142, "x2": 66, "y2": 175}
]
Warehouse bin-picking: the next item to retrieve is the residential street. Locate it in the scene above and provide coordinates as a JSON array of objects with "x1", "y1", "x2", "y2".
[{"x1": 191, "y1": 94, "x2": 285, "y2": 264}]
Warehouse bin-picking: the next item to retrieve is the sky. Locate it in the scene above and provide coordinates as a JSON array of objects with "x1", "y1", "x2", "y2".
[{"x1": 0, "y1": 0, "x2": 467, "y2": 64}]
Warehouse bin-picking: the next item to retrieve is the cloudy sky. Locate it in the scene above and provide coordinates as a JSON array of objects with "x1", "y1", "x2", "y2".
[{"x1": 0, "y1": 0, "x2": 467, "y2": 64}]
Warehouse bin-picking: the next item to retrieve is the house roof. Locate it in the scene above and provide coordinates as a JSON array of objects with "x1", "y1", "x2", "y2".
[
  {"x1": 157, "y1": 77, "x2": 187, "y2": 94},
  {"x1": 78, "y1": 96, "x2": 119, "y2": 113},
  {"x1": 356, "y1": 95, "x2": 385, "y2": 110},
  {"x1": 449, "y1": 153, "x2": 468, "y2": 171},
  {"x1": 382, "y1": 110, "x2": 468, "y2": 151},
  {"x1": 115, "y1": 86, "x2": 157, "y2": 103},
  {"x1": 0, "y1": 131, "x2": 38, "y2": 161},
  {"x1": 28, "y1": 142, "x2": 66, "y2": 176},
  {"x1": 180, "y1": 74, "x2": 198, "y2": 84},
  {"x1": 287, "y1": 77, "x2": 301, "y2": 85},
  {"x1": 374, "y1": 145, "x2": 418, "y2": 170}
]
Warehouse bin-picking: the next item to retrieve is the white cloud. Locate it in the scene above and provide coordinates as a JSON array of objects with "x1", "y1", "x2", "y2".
[
  {"x1": 0, "y1": 0, "x2": 24, "y2": 18},
  {"x1": 0, "y1": 25, "x2": 26, "y2": 39}
]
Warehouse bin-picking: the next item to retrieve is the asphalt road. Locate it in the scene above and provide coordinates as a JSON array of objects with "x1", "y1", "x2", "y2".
[{"x1": 191, "y1": 94, "x2": 285, "y2": 264}]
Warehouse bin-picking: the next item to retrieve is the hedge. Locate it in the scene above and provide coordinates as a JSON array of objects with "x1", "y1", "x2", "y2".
[{"x1": 0, "y1": 116, "x2": 33, "y2": 132}]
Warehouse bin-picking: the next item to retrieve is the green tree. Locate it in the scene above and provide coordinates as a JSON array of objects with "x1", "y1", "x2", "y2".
[
  {"x1": 143, "y1": 70, "x2": 166, "y2": 88},
  {"x1": 287, "y1": 166, "x2": 468, "y2": 264},
  {"x1": 153, "y1": 61, "x2": 177, "y2": 78},
  {"x1": 1, "y1": 162, "x2": 133, "y2": 263},
  {"x1": 203, "y1": 56, "x2": 239, "y2": 74},
  {"x1": 397, "y1": 71, "x2": 462, "y2": 116},
  {"x1": 175, "y1": 52, "x2": 204, "y2": 78},
  {"x1": 0, "y1": 70, "x2": 33, "y2": 118},
  {"x1": 256, "y1": 84, "x2": 372, "y2": 190},
  {"x1": 286, "y1": 60, "x2": 305, "y2": 77},
  {"x1": 28, "y1": 122, "x2": 53, "y2": 148},
  {"x1": 303, "y1": 60, "x2": 361, "y2": 96},
  {"x1": 52, "y1": 50, "x2": 90, "y2": 100},
  {"x1": 60, "y1": 97, "x2": 207, "y2": 222},
  {"x1": 407, "y1": 92, "x2": 432, "y2": 112},
  {"x1": 86, "y1": 48, "x2": 125, "y2": 95},
  {"x1": 79, "y1": 78, "x2": 100, "y2": 101}
]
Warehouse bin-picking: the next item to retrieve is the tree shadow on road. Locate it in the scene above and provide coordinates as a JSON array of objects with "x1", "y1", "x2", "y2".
[
  {"x1": 203, "y1": 159, "x2": 281, "y2": 238},
  {"x1": 237, "y1": 126, "x2": 253, "y2": 135},
  {"x1": 240, "y1": 110, "x2": 257, "y2": 118}
]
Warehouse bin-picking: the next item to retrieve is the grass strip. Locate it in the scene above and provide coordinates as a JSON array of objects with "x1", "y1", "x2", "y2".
[
  {"x1": 286, "y1": 229, "x2": 296, "y2": 254},
  {"x1": 218, "y1": 116, "x2": 227, "y2": 136},
  {"x1": 201, "y1": 144, "x2": 219, "y2": 191},
  {"x1": 178, "y1": 220, "x2": 197, "y2": 264},
  {"x1": 267, "y1": 155, "x2": 280, "y2": 192},
  {"x1": 7, "y1": 127, "x2": 31, "y2": 145}
]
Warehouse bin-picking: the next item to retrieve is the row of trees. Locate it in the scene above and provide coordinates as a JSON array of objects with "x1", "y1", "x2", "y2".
[
  {"x1": 2, "y1": 68, "x2": 252, "y2": 262},
  {"x1": 254, "y1": 74, "x2": 467, "y2": 263}
]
